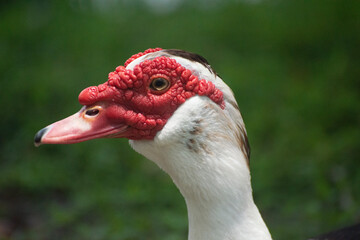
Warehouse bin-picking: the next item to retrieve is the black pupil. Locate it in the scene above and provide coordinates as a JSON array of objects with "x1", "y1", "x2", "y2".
[
  {"x1": 152, "y1": 78, "x2": 167, "y2": 90},
  {"x1": 86, "y1": 109, "x2": 99, "y2": 116}
]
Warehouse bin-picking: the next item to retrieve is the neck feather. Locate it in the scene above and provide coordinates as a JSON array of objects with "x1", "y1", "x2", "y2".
[
  {"x1": 183, "y1": 147, "x2": 271, "y2": 240},
  {"x1": 130, "y1": 96, "x2": 272, "y2": 240}
]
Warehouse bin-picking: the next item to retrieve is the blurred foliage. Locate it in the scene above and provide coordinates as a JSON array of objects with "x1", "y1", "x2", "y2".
[{"x1": 0, "y1": 0, "x2": 359, "y2": 239}]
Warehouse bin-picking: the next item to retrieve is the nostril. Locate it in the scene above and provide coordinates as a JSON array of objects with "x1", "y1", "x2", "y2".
[{"x1": 85, "y1": 109, "x2": 99, "y2": 116}]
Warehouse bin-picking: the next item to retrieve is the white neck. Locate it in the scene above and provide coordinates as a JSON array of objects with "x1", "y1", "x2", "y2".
[
  {"x1": 181, "y1": 142, "x2": 271, "y2": 240},
  {"x1": 183, "y1": 144, "x2": 271, "y2": 240},
  {"x1": 130, "y1": 96, "x2": 272, "y2": 240},
  {"x1": 186, "y1": 191, "x2": 270, "y2": 240}
]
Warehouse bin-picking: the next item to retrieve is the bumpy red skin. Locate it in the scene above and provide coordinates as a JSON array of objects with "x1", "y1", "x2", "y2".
[{"x1": 78, "y1": 48, "x2": 225, "y2": 140}]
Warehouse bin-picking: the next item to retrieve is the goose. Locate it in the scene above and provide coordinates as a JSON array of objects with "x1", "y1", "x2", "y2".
[{"x1": 34, "y1": 48, "x2": 359, "y2": 240}]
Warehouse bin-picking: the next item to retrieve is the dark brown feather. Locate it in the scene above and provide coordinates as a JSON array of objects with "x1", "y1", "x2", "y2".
[
  {"x1": 164, "y1": 49, "x2": 217, "y2": 75},
  {"x1": 235, "y1": 122, "x2": 251, "y2": 167}
]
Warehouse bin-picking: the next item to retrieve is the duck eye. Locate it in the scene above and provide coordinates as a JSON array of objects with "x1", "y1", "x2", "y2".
[
  {"x1": 85, "y1": 108, "x2": 99, "y2": 116},
  {"x1": 150, "y1": 78, "x2": 170, "y2": 92}
]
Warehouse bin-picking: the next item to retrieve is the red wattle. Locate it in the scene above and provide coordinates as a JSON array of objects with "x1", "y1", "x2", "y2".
[{"x1": 124, "y1": 48, "x2": 163, "y2": 67}]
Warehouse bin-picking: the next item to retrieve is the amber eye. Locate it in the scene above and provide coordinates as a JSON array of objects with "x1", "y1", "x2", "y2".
[
  {"x1": 85, "y1": 108, "x2": 99, "y2": 116},
  {"x1": 150, "y1": 78, "x2": 170, "y2": 92}
]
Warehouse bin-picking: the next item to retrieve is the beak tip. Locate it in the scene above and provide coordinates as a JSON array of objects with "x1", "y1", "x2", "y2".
[{"x1": 34, "y1": 127, "x2": 49, "y2": 147}]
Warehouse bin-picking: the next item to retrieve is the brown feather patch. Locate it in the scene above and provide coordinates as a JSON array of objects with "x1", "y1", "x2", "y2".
[
  {"x1": 235, "y1": 123, "x2": 250, "y2": 165},
  {"x1": 164, "y1": 49, "x2": 216, "y2": 75}
]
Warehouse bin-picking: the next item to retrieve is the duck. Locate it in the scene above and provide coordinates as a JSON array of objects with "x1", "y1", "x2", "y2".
[{"x1": 34, "y1": 48, "x2": 359, "y2": 240}]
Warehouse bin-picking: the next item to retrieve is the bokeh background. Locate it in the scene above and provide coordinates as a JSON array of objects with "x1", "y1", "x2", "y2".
[{"x1": 1, "y1": 0, "x2": 359, "y2": 239}]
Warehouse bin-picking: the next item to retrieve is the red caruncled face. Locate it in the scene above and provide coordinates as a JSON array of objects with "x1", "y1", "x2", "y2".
[
  {"x1": 77, "y1": 48, "x2": 224, "y2": 140},
  {"x1": 34, "y1": 48, "x2": 226, "y2": 146}
]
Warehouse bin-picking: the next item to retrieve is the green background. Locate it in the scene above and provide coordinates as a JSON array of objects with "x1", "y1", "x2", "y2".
[{"x1": 0, "y1": 0, "x2": 359, "y2": 239}]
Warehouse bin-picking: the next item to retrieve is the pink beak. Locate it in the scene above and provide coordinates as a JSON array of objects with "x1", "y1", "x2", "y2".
[{"x1": 34, "y1": 106, "x2": 128, "y2": 146}]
